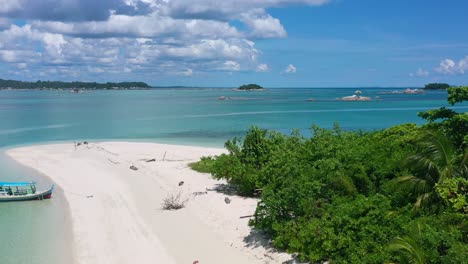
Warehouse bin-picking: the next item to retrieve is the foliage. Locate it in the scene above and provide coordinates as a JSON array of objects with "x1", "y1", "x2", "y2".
[
  {"x1": 418, "y1": 86, "x2": 468, "y2": 148},
  {"x1": 0, "y1": 78, "x2": 151, "y2": 89},
  {"x1": 238, "y1": 83, "x2": 264, "y2": 90},
  {"x1": 436, "y1": 177, "x2": 468, "y2": 213},
  {"x1": 190, "y1": 90, "x2": 467, "y2": 263},
  {"x1": 424, "y1": 83, "x2": 450, "y2": 90},
  {"x1": 447, "y1": 86, "x2": 468, "y2": 105},
  {"x1": 189, "y1": 156, "x2": 216, "y2": 173},
  {"x1": 396, "y1": 131, "x2": 467, "y2": 211}
]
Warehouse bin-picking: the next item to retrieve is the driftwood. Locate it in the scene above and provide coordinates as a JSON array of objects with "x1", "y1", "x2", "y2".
[
  {"x1": 239, "y1": 215, "x2": 254, "y2": 219},
  {"x1": 130, "y1": 165, "x2": 138, "y2": 171},
  {"x1": 146, "y1": 158, "x2": 156, "y2": 162}
]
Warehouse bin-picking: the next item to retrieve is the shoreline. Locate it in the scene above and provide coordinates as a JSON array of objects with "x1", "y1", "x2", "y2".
[
  {"x1": 7, "y1": 141, "x2": 295, "y2": 264},
  {"x1": 0, "y1": 151, "x2": 75, "y2": 264}
]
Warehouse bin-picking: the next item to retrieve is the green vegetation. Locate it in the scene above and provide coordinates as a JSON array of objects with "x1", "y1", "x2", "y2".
[
  {"x1": 424, "y1": 83, "x2": 450, "y2": 90},
  {"x1": 238, "y1": 84, "x2": 264, "y2": 90},
  {"x1": 418, "y1": 86, "x2": 468, "y2": 147},
  {"x1": 0, "y1": 78, "x2": 151, "y2": 89},
  {"x1": 188, "y1": 156, "x2": 216, "y2": 173},
  {"x1": 191, "y1": 87, "x2": 468, "y2": 263}
]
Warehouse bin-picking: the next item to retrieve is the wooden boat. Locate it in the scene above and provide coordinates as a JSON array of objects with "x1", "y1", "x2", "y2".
[{"x1": 0, "y1": 182, "x2": 54, "y2": 202}]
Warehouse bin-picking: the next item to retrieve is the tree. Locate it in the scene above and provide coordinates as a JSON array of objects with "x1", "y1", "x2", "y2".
[
  {"x1": 397, "y1": 131, "x2": 467, "y2": 210},
  {"x1": 418, "y1": 86, "x2": 468, "y2": 148}
]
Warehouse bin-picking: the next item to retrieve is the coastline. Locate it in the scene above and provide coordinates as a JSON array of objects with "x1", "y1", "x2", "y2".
[{"x1": 7, "y1": 141, "x2": 294, "y2": 264}]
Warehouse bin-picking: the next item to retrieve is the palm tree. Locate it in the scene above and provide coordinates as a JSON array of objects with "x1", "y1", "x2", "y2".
[{"x1": 397, "y1": 130, "x2": 467, "y2": 210}]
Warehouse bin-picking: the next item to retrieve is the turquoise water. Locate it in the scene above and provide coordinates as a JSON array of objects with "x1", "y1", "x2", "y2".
[{"x1": 0, "y1": 87, "x2": 466, "y2": 263}]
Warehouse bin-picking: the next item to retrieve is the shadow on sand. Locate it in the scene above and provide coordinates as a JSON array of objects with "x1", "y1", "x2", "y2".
[{"x1": 243, "y1": 229, "x2": 305, "y2": 264}]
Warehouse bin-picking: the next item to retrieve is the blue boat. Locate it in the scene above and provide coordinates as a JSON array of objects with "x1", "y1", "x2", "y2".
[{"x1": 0, "y1": 182, "x2": 54, "y2": 201}]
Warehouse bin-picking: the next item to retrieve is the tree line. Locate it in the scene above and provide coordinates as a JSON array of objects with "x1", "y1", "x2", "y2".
[{"x1": 0, "y1": 79, "x2": 151, "y2": 89}]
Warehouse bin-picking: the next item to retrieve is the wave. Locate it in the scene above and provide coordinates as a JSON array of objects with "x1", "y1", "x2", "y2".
[{"x1": 0, "y1": 124, "x2": 76, "y2": 135}]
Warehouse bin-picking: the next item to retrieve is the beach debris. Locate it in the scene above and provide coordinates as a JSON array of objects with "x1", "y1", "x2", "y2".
[
  {"x1": 145, "y1": 158, "x2": 156, "y2": 162},
  {"x1": 239, "y1": 214, "x2": 254, "y2": 219},
  {"x1": 178, "y1": 181, "x2": 184, "y2": 186},
  {"x1": 130, "y1": 165, "x2": 138, "y2": 171},
  {"x1": 83, "y1": 141, "x2": 88, "y2": 145},
  {"x1": 224, "y1": 197, "x2": 231, "y2": 204},
  {"x1": 193, "y1": 261, "x2": 199, "y2": 264},
  {"x1": 162, "y1": 191, "x2": 187, "y2": 210},
  {"x1": 77, "y1": 142, "x2": 82, "y2": 146},
  {"x1": 86, "y1": 195, "x2": 94, "y2": 198},
  {"x1": 193, "y1": 191, "x2": 208, "y2": 196},
  {"x1": 162, "y1": 151, "x2": 167, "y2": 161}
]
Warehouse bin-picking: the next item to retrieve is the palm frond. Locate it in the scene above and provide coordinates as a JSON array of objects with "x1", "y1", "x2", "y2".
[
  {"x1": 396, "y1": 175, "x2": 433, "y2": 196},
  {"x1": 420, "y1": 130, "x2": 456, "y2": 165},
  {"x1": 413, "y1": 193, "x2": 432, "y2": 211},
  {"x1": 406, "y1": 154, "x2": 439, "y2": 184},
  {"x1": 389, "y1": 236, "x2": 426, "y2": 264}
]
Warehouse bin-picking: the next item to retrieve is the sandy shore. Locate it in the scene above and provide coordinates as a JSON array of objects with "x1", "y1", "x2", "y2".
[{"x1": 7, "y1": 142, "x2": 294, "y2": 264}]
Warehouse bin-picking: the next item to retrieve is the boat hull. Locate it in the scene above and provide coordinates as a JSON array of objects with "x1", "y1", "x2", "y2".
[{"x1": 0, "y1": 185, "x2": 54, "y2": 202}]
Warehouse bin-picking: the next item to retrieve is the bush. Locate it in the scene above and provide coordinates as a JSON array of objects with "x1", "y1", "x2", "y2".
[
  {"x1": 200, "y1": 121, "x2": 467, "y2": 263},
  {"x1": 189, "y1": 156, "x2": 216, "y2": 173},
  {"x1": 162, "y1": 191, "x2": 187, "y2": 210}
]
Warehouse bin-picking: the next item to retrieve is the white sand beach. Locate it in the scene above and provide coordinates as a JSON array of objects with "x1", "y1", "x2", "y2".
[{"x1": 7, "y1": 142, "x2": 294, "y2": 264}]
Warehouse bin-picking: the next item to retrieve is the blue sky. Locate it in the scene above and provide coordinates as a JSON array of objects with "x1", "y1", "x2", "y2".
[{"x1": 0, "y1": 0, "x2": 467, "y2": 87}]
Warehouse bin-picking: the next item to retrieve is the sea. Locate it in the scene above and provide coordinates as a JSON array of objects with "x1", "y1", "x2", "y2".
[{"x1": 0, "y1": 87, "x2": 465, "y2": 263}]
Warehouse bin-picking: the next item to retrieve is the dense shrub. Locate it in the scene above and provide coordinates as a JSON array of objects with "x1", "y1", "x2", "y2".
[{"x1": 189, "y1": 89, "x2": 468, "y2": 262}]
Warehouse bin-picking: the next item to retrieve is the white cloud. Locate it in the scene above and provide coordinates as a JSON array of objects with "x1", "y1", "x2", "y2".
[
  {"x1": 164, "y1": 0, "x2": 330, "y2": 20},
  {"x1": 284, "y1": 64, "x2": 297, "y2": 73},
  {"x1": 222, "y1": 60, "x2": 241, "y2": 71},
  {"x1": 0, "y1": 49, "x2": 40, "y2": 63},
  {"x1": 409, "y1": 68, "x2": 429, "y2": 77},
  {"x1": 0, "y1": 1, "x2": 21, "y2": 13},
  {"x1": 0, "y1": 17, "x2": 11, "y2": 29},
  {"x1": 435, "y1": 56, "x2": 468, "y2": 74},
  {"x1": 241, "y1": 11, "x2": 286, "y2": 38},
  {"x1": 179, "y1": 68, "x2": 193, "y2": 76},
  {"x1": 17, "y1": 62, "x2": 27, "y2": 69},
  {"x1": 0, "y1": 0, "x2": 331, "y2": 79},
  {"x1": 256, "y1": 63, "x2": 269, "y2": 72},
  {"x1": 32, "y1": 13, "x2": 243, "y2": 39}
]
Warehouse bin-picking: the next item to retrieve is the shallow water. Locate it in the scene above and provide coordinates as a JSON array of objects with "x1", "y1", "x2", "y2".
[{"x1": 0, "y1": 87, "x2": 465, "y2": 262}]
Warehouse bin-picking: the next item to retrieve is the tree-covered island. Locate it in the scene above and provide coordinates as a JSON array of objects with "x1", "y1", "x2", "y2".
[
  {"x1": 191, "y1": 86, "x2": 468, "y2": 263},
  {"x1": 237, "y1": 84, "x2": 265, "y2": 90},
  {"x1": 424, "y1": 83, "x2": 451, "y2": 90},
  {"x1": 0, "y1": 79, "x2": 151, "y2": 90}
]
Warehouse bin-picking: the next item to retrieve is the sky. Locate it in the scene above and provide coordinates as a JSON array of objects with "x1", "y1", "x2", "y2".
[{"x1": 0, "y1": 0, "x2": 467, "y2": 87}]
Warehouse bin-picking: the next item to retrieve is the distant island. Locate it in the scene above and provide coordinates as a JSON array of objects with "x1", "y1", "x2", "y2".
[
  {"x1": 0, "y1": 79, "x2": 151, "y2": 90},
  {"x1": 237, "y1": 84, "x2": 264, "y2": 90},
  {"x1": 424, "y1": 83, "x2": 450, "y2": 90}
]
